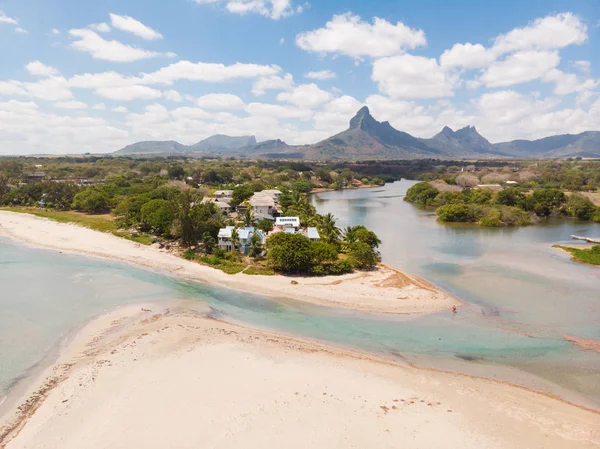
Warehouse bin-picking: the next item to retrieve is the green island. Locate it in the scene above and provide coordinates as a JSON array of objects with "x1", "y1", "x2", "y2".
[
  {"x1": 404, "y1": 161, "x2": 600, "y2": 227},
  {"x1": 553, "y1": 245, "x2": 600, "y2": 266}
]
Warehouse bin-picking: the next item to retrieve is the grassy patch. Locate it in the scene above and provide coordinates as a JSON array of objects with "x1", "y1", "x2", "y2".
[
  {"x1": 2, "y1": 207, "x2": 153, "y2": 245},
  {"x1": 554, "y1": 245, "x2": 600, "y2": 266},
  {"x1": 183, "y1": 250, "x2": 246, "y2": 274},
  {"x1": 243, "y1": 265, "x2": 277, "y2": 276}
]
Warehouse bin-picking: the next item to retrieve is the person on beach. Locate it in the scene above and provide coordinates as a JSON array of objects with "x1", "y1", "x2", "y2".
[{"x1": 452, "y1": 305, "x2": 457, "y2": 313}]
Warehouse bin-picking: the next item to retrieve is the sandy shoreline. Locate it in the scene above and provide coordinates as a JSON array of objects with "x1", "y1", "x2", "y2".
[
  {"x1": 1, "y1": 303, "x2": 598, "y2": 449},
  {"x1": 0, "y1": 210, "x2": 460, "y2": 315}
]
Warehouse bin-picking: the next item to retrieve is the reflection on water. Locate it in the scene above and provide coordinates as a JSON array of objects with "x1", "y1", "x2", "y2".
[{"x1": 1, "y1": 183, "x2": 600, "y2": 408}]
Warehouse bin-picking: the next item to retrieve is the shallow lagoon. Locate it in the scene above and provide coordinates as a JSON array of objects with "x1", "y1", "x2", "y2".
[{"x1": 1, "y1": 181, "x2": 599, "y2": 407}]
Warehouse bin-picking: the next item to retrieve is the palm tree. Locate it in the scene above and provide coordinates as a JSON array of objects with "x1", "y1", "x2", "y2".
[
  {"x1": 317, "y1": 213, "x2": 341, "y2": 246},
  {"x1": 342, "y1": 226, "x2": 358, "y2": 250},
  {"x1": 243, "y1": 208, "x2": 255, "y2": 227},
  {"x1": 230, "y1": 228, "x2": 240, "y2": 254}
]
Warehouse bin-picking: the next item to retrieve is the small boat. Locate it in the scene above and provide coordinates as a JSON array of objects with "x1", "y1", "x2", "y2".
[{"x1": 571, "y1": 235, "x2": 600, "y2": 244}]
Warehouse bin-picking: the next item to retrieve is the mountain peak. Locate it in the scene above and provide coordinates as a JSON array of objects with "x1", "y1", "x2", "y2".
[
  {"x1": 440, "y1": 126, "x2": 455, "y2": 136},
  {"x1": 349, "y1": 106, "x2": 372, "y2": 129}
]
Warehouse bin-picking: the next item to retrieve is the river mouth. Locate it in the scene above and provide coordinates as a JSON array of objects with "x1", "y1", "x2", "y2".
[{"x1": 1, "y1": 185, "x2": 600, "y2": 410}]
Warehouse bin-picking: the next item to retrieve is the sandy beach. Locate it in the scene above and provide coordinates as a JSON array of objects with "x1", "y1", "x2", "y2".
[
  {"x1": 1, "y1": 304, "x2": 598, "y2": 449},
  {"x1": 0, "y1": 210, "x2": 459, "y2": 315}
]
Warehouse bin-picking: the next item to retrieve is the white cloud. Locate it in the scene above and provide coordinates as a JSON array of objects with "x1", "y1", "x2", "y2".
[
  {"x1": 277, "y1": 83, "x2": 332, "y2": 108},
  {"x1": 492, "y1": 13, "x2": 587, "y2": 56},
  {"x1": 312, "y1": 95, "x2": 363, "y2": 131},
  {"x1": 15, "y1": 27, "x2": 28, "y2": 34},
  {"x1": 193, "y1": 0, "x2": 301, "y2": 20},
  {"x1": 440, "y1": 43, "x2": 495, "y2": 70},
  {"x1": 252, "y1": 73, "x2": 294, "y2": 95},
  {"x1": 305, "y1": 70, "x2": 336, "y2": 80},
  {"x1": 246, "y1": 102, "x2": 313, "y2": 120},
  {"x1": 0, "y1": 100, "x2": 129, "y2": 155},
  {"x1": 571, "y1": 60, "x2": 591, "y2": 73},
  {"x1": 96, "y1": 85, "x2": 163, "y2": 101},
  {"x1": 89, "y1": 22, "x2": 111, "y2": 33},
  {"x1": 54, "y1": 100, "x2": 88, "y2": 110},
  {"x1": 372, "y1": 54, "x2": 456, "y2": 99},
  {"x1": 69, "y1": 71, "x2": 142, "y2": 89},
  {"x1": 0, "y1": 9, "x2": 18, "y2": 25},
  {"x1": 164, "y1": 90, "x2": 182, "y2": 102},
  {"x1": 543, "y1": 69, "x2": 598, "y2": 96},
  {"x1": 109, "y1": 13, "x2": 163, "y2": 40},
  {"x1": 113, "y1": 106, "x2": 128, "y2": 113},
  {"x1": 141, "y1": 61, "x2": 281, "y2": 84},
  {"x1": 50, "y1": 28, "x2": 61, "y2": 36},
  {"x1": 197, "y1": 93, "x2": 245, "y2": 110},
  {"x1": 280, "y1": 37, "x2": 285, "y2": 44},
  {"x1": 479, "y1": 50, "x2": 560, "y2": 87},
  {"x1": 26, "y1": 61, "x2": 60, "y2": 77},
  {"x1": 0, "y1": 77, "x2": 73, "y2": 101},
  {"x1": 226, "y1": 0, "x2": 298, "y2": 20},
  {"x1": 92, "y1": 103, "x2": 106, "y2": 110},
  {"x1": 296, "y1": 13, "x2": 426, "y2": 59},
  {"x1": 68, "y1": 29, "x2": 161, "y2": 62}
]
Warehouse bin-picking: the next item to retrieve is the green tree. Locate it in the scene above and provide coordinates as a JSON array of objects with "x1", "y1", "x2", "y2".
[
  {"x1": 71, "y1": 188, "x2": 109, "y2": 213},
  {"x1": 231, "y1": 185, "x2": 254, "y2": 206},
  {"x1": 202, "y1": 232, "x2": 216, "y2": 254},
  {"x1": 41, "y1": 181, "x2": 80, "y2": 210},
  {"x1": 347, "y1": 242, "x2": 381, "y2": 269},
  {"x1": 316, "y1": 213, "x2": 341, "y2": 246},
  {"x1": 168, "y1": 164, "x2": 185, "y2": 180},
  {"x1": 496, "y1": 188, "x2": 525, "y2": 207},
  {"x1": 249, "y1": 233, "x2": 264, "y2": 258},
  {"x1": 257, "y1": 218, "x2": 274, "y2": 233},
  {"x1": 311, "y1": 241, "x2": 339, "y2": 264},
  {"x1": 566, "y1": 194, "x2": 597, "y2": 220},
  {"x1": 404, "y1": 182, "x2": 440, "y2": 206},
  {"x1": 140, "y1": 199, "x2": 175, "y2": 235},
  {"x1": 243, "y1": 208, "x2": 255, "y2": 227},
  {"x1": 267, "y1": 232, "x2": 315, "y2": 273},
  {"x1": 230, "y1": 228, "x2": 240, "y2": 253}
]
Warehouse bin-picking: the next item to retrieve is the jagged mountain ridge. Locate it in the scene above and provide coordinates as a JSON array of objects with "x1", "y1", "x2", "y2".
[{"x1": 114, "y1": 108, "x2": 600, "y2": 159}]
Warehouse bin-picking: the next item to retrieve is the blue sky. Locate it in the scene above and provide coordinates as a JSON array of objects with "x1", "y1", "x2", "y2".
[{"x1": 0, "y1": 0, "x2": 599, "y2": 154}]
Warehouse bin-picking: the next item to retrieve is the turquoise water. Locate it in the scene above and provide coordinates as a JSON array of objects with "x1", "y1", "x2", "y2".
[{"x1": 1, "y1": 182, "x2": 599, "y2": 408}]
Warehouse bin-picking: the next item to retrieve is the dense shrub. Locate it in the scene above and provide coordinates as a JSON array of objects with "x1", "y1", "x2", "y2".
[
  {"x1": 267, "y1": 232, "x2": 315, "y2": 273},
  {"x1": 437, "y1": 203, "x2": 482, "y2": 223},
  {"x1": 71, "y1": 188, "x2": 109, "y2": 213},
  {"x1": 347, "y1": 242, "x2": 381, "y2": 269},
  {"x1": 404, "y1": 182, "x2": 440, "y2": 206},
  {"x1": 566, "y1": 194, "x2": 597, "y2": 220}
]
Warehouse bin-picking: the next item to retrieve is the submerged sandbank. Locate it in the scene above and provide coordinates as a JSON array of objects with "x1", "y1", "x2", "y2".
[
  {"x1": 0, "y1": 211, "x2": 459, "y2": 315},
  {"x1": 1, "y1": 304, "x2": 599, "y2": 449}
]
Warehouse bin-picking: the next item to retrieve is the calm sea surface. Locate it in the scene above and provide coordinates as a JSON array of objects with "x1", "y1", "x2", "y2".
[{"x1": 1, "y1": 180, "x2": 599, "y2": 408}]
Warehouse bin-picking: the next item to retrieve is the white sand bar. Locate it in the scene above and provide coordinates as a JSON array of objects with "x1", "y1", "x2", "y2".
[{"x1": 0, "y1": 211, "x2": 460, "y2": 315}]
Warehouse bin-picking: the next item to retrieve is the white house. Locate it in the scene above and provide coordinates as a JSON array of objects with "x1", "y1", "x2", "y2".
[
  {"x1": 249, "y1": 194, "x2": 276, "y2": 217},
  {"x1": 260, "y1": 190, "x2": 282, "y2": 201},
  {"x1": 217, "y1": 226, "x2": 266, "y2": 255},
  {"x1": 202, "y1": 197, "x2": 233, "y2": 214},
  {"x1": 304, "y1": 227, "x2": 320, "y2": 242},
  {"x1": 214, "y1": 190, "x2": 233, "y2": 200},
  {"x1": 275, "y1": 216, "x2": 300, "y2": 229}
]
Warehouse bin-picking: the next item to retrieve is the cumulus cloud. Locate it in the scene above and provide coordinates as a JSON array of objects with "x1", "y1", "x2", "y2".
[
  {"x1": 54, "y1": 100, "x2": 88, "y2": 109},
  {"x1": 372, "y1": 54, "x2": 456, "y2": 99},
  {"x1": 142, "y1": 61, "x2": 281, "y2": 85},
  {"x1": 252, "y1": 73, "x2": 294, "y2": 95},
  {"x1": 543, "y1": 69, "x2": 598, "y2": 96},
  {"x1": 193, "y1": 0, "x2": 301, "y2": 20},
  {"x1": 89, "y1": 22, "x2": 111, "y2": 33},
  {"x1": 0, "y1": 100, "x2": 128, "y2": 155},
  {"x1": 95, "y1": 85, "x2": 163, "y2": 101},
  {"x1": 109, "y1": 13, "x2": 163, "y2": 40},
  {"x1": 197, "y1": 93, "x2": 245, "y2": 110},
  {"x1": 305, "y1": 70, "x2": 336, "y2": 80},
  {"x1": 276, "y1": 84, "x2": 332, "y2": 108},
  {"x1": 571, "y1": 60, "x2": 591, "y2": 73},
  {"x1": 440, "y1": 43, "x2": 495, "y2": 70},
  {"x1": 0, "y1": 9, "x2": 18, "y2": 25},
  {"x1": 296, "y1": 13, "x2": 426, "y2": 59},
  {"x1": 26, "y1": 61, "x2": 60, "y2": 77},
  {"x1": 164, "y1": 90, "x2": 182, "y2": 102},
  {"x1": 68, "y1": 29, "x2": 162, "y2": 62},
  {"x1": 479, "y1": 50, "x2": 560, "y2": 87}
]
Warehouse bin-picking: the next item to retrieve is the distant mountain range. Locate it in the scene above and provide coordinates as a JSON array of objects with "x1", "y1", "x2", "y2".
[{"x1": 115, "y1": 107, "x2": 600, "y2": 160}]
